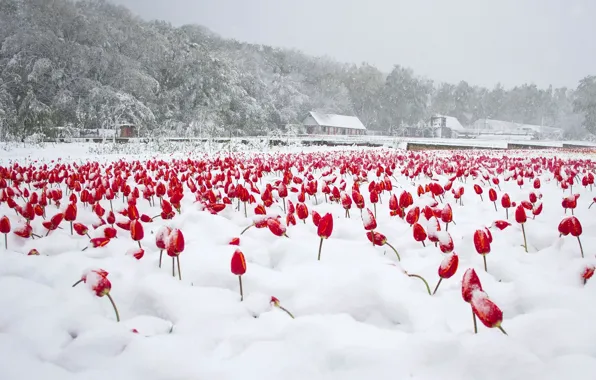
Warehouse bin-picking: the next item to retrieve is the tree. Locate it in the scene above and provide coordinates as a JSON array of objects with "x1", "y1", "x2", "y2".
[{"x1": 574, "y1": 76, "x2": 596, "y2": 134}]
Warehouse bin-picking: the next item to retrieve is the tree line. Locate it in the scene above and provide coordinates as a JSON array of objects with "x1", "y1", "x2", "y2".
[{"x1": 0, "y1": 0, "x2": 594, "y2": 140}]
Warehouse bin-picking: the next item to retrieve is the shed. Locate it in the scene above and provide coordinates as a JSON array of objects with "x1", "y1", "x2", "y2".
[{"x1": 302, "y1": 112, "x2": 366, "y2": 136}]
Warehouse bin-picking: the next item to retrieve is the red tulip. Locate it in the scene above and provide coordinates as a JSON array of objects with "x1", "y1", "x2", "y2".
[
  {"x1": 130, "y1": 219, "x2": 144, "y2": 247},
  {"x1": 267, "y1": 218, "x2": 288, "y2": 237},
  {"x1": 441, "y1": 204, "x2": 453, "y2": 230},
  {"x1": 72, "y1": 269, "x2": 119, "y2": 321},
  {"x1": 514, "y1": 204, "x2": 528, "y2": 252},
  {"x1": 316, "y1": 213, "x2": 333, "y2": 260},
  {"x1": 229, "y1": 237, "x2": 240, "y2": 246},
  {"x1": 471, "y1": 291, "x2": 507, "y2": 334},
  {"x1": 501, "y1": 193, "x2": 511, "y2": 219},
  {"x1": 73, "y1": 222, "x2": 90, "y2": 238},
  {"x1": 155, "y1": 225, "x2": 172, "y2": 268},
  {"x1": 104, "y1": 227, "x2": 118, "y2": 239},
  {"x1": 296, "y1": 202, "x2": 308, "y2": 223},
  {"x1": 433, "y1": 253, "x2": 459, "y2": 294},
  {"x1": 362, "y1": 208, "x2": 377, "y2": 231},
  {"x1": 167, "y1": 228, "x2": 184, "y2": 280},
  {"x1": 474, "y1": 229, "x2": 491, "y2": 271},
  {"x1": 231, "y1": 249, "x2": 247, "y2": 301},
  {"x1": 406, "y1": 206, "x2": 420, "y2": 226},
  {"x1": 559, "y1": 216, "x2": 584, "y2": 258},
  {"x1": 462, "y1": 268, "x2": 483, "y2": 333},
  {"x1": 366, "y1": 231, "x2": 401, "y2": 261},
  {"x1": 492, "y1": 220, "x2": 511, "y2": 230},
  {"x1": 28, "y1": 248, "x2": 40, "y2": 256},
  {"x1": 412, "y1": 223, "x2": 427, "y2": 247},
  {"x1": 0, "y1": 215, "x2": 10, "y2": 249},
  {"x1": 473, "y1": 184, "x2": 483, "y2": 201},
  {"x1": 582, "y1": 265, "x2": 594, "y2": 285}
]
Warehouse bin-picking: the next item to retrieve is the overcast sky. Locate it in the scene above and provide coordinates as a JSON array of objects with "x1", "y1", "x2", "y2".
[{"x1": 110, "y1": 0, "x2": 594, "y2": 89}]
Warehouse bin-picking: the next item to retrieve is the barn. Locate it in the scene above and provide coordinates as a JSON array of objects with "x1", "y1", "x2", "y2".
[{"x1": 302, "y1": 112, "x2": 367, "y2": 136}]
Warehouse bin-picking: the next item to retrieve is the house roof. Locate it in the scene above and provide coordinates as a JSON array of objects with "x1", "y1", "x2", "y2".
[
  {"x1": 473, "y1": 119, "x2": 561, "y2": 134},
  {"x1": 304, "y1": 111, "x2": 366, "y2": 130},
  {"x1": 434, "y1": 115, "x2": 465, "y2": 132}
]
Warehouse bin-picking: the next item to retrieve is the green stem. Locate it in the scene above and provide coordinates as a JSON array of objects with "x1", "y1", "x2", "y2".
[
  {"x1": 240, "y1": 224, "x2": 254, "y2": 235},
  {"x1": 4, "y1": 234, "x2": 6, "y2": 250},
  {"x1": 577, "y1": 236, "x2": 584, "y2": 258},
  {"x1": 70, "y1": 221, "x2": 73, "y2": 235},
  {"x1": 106, "y1": 293, "x2": 120, "y2": 322},
  {"x1": 239, "y1": 276, "x2": 244, "y2": 301},
  {"x1": 445, "y1": 222, "x2": 449, "y2": 232},
  {"x1": 172, "y1": 257, "x2": 175, "y2": 277},
  {"x1": 244, "y1": 201, "x2": 247, "y2": 218},
  {"x1": 373, "y1": 203, "x2": 377, "y2": 219},
  {"x1": 137, "y1": 240, "x2": 142, "y2": 249},
  {"x1": 432, "y1": 277, "x2": 443, "y2": 295},
  {"x1": 317, "y1": 238, "x2": 324, "y2": 261},
  {"x1": 176, "y1": 255, "x2": 182, "y2": 281},
  {"x1": 408, "y1": 273, "x2": 431, "y2": 295},
  {"x1": 385, "y1": 242, "x2": 401, "y2": 261},
  {"x1": 159, "y1": 250, "x2": 163, "y2": 268},
  {"x1": 493, "y1": 202, "x2": 497, "y2": 211},
  {"x1": 521, "y1": 224, "x2": 528, "y2": 253},
  {"x1": 473, "y1": 308, "x2": 478, "y2": 334},
  {"x1": 483, "y1": 255, "x2": 488, "y2": 272},
  {"x1": 279, "y1": 305, "x2": 295, "y2": 319},
  {"x1": 72, "y1": 279, "x2": 83, "y2": 287},
  {"x1": 497, "y1": 325, "x2": 508, "y2": 335}
]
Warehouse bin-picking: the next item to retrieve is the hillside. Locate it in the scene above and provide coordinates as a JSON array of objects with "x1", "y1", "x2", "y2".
[{"x1": 0, "y1": 0, "x2": 590, "y2": 140}]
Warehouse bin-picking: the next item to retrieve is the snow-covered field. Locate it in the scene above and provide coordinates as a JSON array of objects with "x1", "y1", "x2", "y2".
[{"x1": 1, "y1": 143, "x2": 596, "y2": 380}]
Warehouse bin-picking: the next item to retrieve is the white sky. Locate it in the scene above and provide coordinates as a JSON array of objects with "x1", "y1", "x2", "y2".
[{"x1": 110, "y1": 0, "x2": 595, "y2": 89}]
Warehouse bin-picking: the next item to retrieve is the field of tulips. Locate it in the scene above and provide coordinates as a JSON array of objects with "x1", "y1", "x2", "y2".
[{"x1": 1, "y1": 144, "x2": 596, "y2": 380}]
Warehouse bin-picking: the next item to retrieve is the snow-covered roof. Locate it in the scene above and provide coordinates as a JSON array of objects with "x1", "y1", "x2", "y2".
[
  {"x1": 473, "y1": 119, "x2": 561, "y2": 134},
  {"x1": 304, "y1": 112, "x2": 366, "y2": 130},
  {"x1": 433, "y1": 115, "x2": 465, "y2": 132}
]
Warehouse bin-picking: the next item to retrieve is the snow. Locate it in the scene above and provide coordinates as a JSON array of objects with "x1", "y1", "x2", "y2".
[
  {"x1": 1, "y1": 143, "x2": 596, "y2": 380},
  {"x1": 305, "y1": 111, "x2": 367, "y2": 130}
]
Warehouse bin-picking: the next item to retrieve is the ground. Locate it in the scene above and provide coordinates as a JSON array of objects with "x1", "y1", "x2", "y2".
[{"x1": 0, "y1": 142, "x2": 595, "y2": 380}]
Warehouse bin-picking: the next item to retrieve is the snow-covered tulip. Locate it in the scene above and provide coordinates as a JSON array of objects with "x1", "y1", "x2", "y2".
[
  {"x1": 267, "y1": 218, "x2": 288, "y2": 237},
  {"x1": 270, "y1": 296, "x2": 295, "y2": 319},
  {"x1": 559, "y1": 216, "x2": 584, "y2": 258},
  {"x1": 471, "y1": 291, "x2": 507, "y2": 335},
  {"x1": 0, "y1": 215, "x2": 10, "y2": 249},
  {"x1": 441, "y1": 204, "x2": 453, "y2": 231},
  {"x1": 433, "y1": 253, "x2": 459, "y2": 295},
  {"x1": 406, "y1": 206, "x2": 420, "y2": 226},
  {"x1": 462, "y1": 268, "x2": 483, "y2": 334},
  {"x1": 156, "y1": 225, "x2": 172, "y2": 268},
  {"x1": 72, "y1": 269, "x2": 120, "y2": 322},
  {"x1": 296, "y1": 202, "x2": 308, "y2": 223},
  {"x1": 229, "y1": 237, "x2": 240, "y2": 246},
  {"x1": 317, "y1": 213, "x2": 333, "y2": 261},
  {"x1": 28, "y1": 248, "x2": 40, "y2": 256},
  {"x1": 231, "y1": 249, "x2": 247, "y2": 301},
  {"x1": 492, "y1": 220, "x2": 511, "y2": 231},
  {"x1": 167, "y1": 228, "x2": 184, "y2": 280},
  {"x1": 366, "y1": 231, "x2": 400, "y2": 261}
]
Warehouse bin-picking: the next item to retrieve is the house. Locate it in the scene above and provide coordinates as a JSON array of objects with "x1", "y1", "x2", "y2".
[
  {"x1": 118, "y1": 124, "x2": 137, "y2": 138},
  {"x1": 472, "y1": 119, "x2": 562, "y2": 139},
  {"x1": 302, "y1": 112, "x2": 366, "y2": 136},
  {"x1": 430, "y1": 115, "x2": 465, "y2": 138}
]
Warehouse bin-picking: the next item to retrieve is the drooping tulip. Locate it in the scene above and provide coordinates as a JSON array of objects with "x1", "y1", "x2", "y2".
[
  {"x1": 462, "y1": 268, "x2": 483, "y2": 334},
  {"x1": 366, "y1": 231, "x2": 400, "y2": 261},
  {"x1": 471, "y1": 291, "x2": 507, "y2": 335},
  {"x1": 72, "y1": 269, "x2": 119, "y2": 322}
]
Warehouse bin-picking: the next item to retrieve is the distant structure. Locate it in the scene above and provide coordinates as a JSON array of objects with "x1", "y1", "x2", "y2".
[
  {"x1": 302, "y1": 111, "x2": 367, "y2": 136},
  {"x1": 430, "y1": 115, "x2": 465, "y2": 138},
  {"x1": 118, "y1": 124, "x2": 137, "y2": 138},
  {"x1": 471, "y1": 119, "x2": 562, "y2": 140}
]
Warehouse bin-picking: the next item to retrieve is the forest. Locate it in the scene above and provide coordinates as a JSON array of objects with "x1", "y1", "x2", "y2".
[{"x1": 0, "y1": 0, "x2": 595, "y2": 140}]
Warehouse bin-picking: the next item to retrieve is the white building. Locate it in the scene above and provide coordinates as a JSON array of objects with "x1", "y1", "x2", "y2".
[
  {"x1": 430, "y1": 115, "x2": 465, "y2": 138},
  {"x1": 302, "y1": 111, "x2": 367, "y2": 136}
]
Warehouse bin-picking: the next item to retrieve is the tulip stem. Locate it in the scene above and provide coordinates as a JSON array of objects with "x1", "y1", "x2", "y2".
[
  {"x1": 244, "y1": 202, "x2": 247, "y2": 218},
  {"x1": 432, "y1": 278, "x2": 443, "y2": 295},
  {"x1": 407, "y1": 273, "x2": 431, "y2": 295},
  {"x1": 373, "y1": 203, "x2": 377, "y2": 219},
  {"x1": 240, "y1": 224, "x2": 254, "y2": 235},
  {"x1": 137, "y1": 241, "x2": 142, "y2": 249},
  {"x1": 279, "y1": 305, "x2": 295, "y2": 319},
  {"x1": 159, "y1": 250, "x2": 163, "y2": 268},
  {"x1": 70, "y1": 221, "x2": 73, "y2": 235},
  {"x1": 577, "y1": 236, "x2": 585, "y2": 258},
  {"x1": 483, "y1": 255, "x2": 488, "y2": 272},
  {"x1": 172, "y1": 257, "x2": 175, "y2": 277},
  {"x1": 493, "y1": 202, "x2": 497, "y2": 212},
  {"x1": 385, "y1": 242, "x2": 401, "y2": 261},
  {"x1": 238, "y1": 276, "x2": 244, "y2": 301},
  {"x1": 371, "y1": 229, "x2": 375, "y2": 246},
  {"x1": 4, "y1": 234, "x2": 6, "y2": 250},
  {"x1": 72, "y1": 279, "x2": 83, "y2": 287},
  {"x1": 445, "y1": 222, "x2": 449, "y2": 232},
  {"x1": 497, "y1": 325, "x2": 508, "y2": 335},
  {"x1": 317, "y1": 237, "x2": 324, "y2": 261},
  {"x1": 472, "y1": 309, "x2": 478, "y2": 334},
  {"x1": 106, "y1": 293, "x2": 120, "y2": 322},
  {"x1": 521, "y1": 224, "x2": 528, "y2": 253},
  {"x1": 505, "y1": 208, "x2": 509, "y2": 220},
  {"x1": 176, "y1": 255, "x2": 182, "y2": 281},
  {"x1": 421, "y1": 241, "x2": 426, "y2": 247}
]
